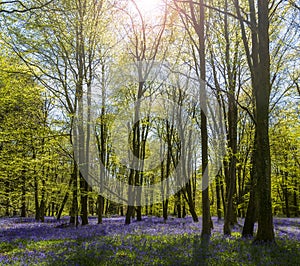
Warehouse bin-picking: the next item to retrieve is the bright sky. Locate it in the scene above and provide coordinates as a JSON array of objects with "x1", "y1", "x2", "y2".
[
  {"x1": 131, "y1": 0, "x2": 163, "y2": 16},
  {"x1": 135, "y1": 0, "x2": 161, "y2": 11}
]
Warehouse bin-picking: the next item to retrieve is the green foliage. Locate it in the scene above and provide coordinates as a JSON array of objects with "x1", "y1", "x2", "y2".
[
  {"x1": 0, "y1": 0, "x2": 299, "y2": 221},
  {"x1": 270, "y1": 106, "x2": 300, "y2": 216},
  {"x1": 0, "y1": 53, "x2": 71, "y2": 217}
]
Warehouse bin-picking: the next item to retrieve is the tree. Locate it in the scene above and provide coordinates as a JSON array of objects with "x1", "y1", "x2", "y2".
[
  {"x1": 3, "y1": 0, "x2": 112, "y2": 225},
  {"x1": 204, "y1": 0, "x2": 242, "y2": 235},
  {"x1": 270, "y1": 106, "x2": 300, "y2": 218},
  {"x1": 0, "y1": 0, "x2": 54, "y2": 14},
  {"x1": 234, "y1": 0, "x2": 275, "y2": 242},
  {"x1": 0, "y1": 53, "x2": 63, "y2": 219},
  {"x1": 173, "y1": 0, "x2": 211, "y2": 238},
  {"x1": 117, "y1": 0, "x2": 168, "y2": 224}
]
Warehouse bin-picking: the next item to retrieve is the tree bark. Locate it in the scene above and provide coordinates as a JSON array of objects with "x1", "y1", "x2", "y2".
[
  {"x1": 242, "y1": 142, "x2": 257, "y2": 237},
  {"x1": 97, "y1": 195, "x2": 104, "y2": 224},
  {"x1": 293, "y1": 178, "x2": 299, "y2": 217},
  {"x1": 70, "y1": 163, "x2": 78, "y2": 225},
  {"x1": 80, "y1": 173, "x2": 89, "y2": 225},
  {"x1": 57, "y1": 174, "x2": 73, "y2": 220},
  {"x1": 34, "y1": 175, "x2": 40, "y2": 221},
  {"x1": 254, "y1": 0, "x2": 275, "y2": 242},
  {"x1": 20, "y1": 169, "x2": 26, "y2": 217},
  {"x1": 234, "y1": 0, "x2": 275, "y2": 242},
  {"x1": 198, "y1": 0, "x2": 211, "y2": 239},
  {"x1": 39, "y1": 178, "x2": 46, "y2": 222},
  {"x1": 215, "y1": 173, "x2": 222, "y2": 220}
]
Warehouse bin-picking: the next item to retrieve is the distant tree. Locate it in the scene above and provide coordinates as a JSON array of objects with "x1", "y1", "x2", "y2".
[
  {"x1": 3, "y1": 0, "x2": 112, "y2": 225},
  {"x1": 0, "y1": 54, "x2": 48, "y2": 218},
  {"x1": 270, "y1": 106, "x2": 300, "y2": 218},
  {"x1": 117, "y1": 0, "x2": 168, "y2": 225}
]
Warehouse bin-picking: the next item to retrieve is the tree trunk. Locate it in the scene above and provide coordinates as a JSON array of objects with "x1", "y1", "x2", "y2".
[
  {"x1": 176, "y1": 192, "x2": 182, "y2": 218},
  {"x1": 198, "y1": 0, "x2": 211, "y2": 239},
  {"x1": 57, "y1": 175, "x2": 73, "y2": 220},
  {"x1": 162, "y1": 131, "x2": 171, "y2": 222},
  {"x1": 215, "y1": 173, "x2": 222, "y2": 220},
  {"x1": 223, "y1": 0, "x2": 238, "y2": 235},
  {"x1": 242, "y1": 185, "x2": 257, "y2": 237},
  {"x1": 70, "y1": 163, "x2": 78, "y2": 225},
  {"x1": 242, "y1": 139, "x2": 257, "y2": 237},
  {"x1": 234, "y1": 0, "x2": 275, "y2": 243},
  {"x1": 39, "y1": 178, "x2": 46, "y2": 222},
  {"x1": 20, "y1": 170, "x2": 26, "y2": 217},
  {"x1": 80, "y1": 173, "x2": 89, "y2": 225},
  {"x1": 163, "y1": 199, "x2": 168, "y2": 221},
  {"x1": 254, "y1": 0, "x2": 275, "y2": 243},
  {"x1": 136, "y1": 117, "x2": 149, "y2": 222},
  {"x1": 97, "y1": 195, "x2": 104, "y2": 224},
  {"x1": 282, "y1": 171, "x2": 290, "y2": 218},
  {"x1": 34, "y1": 175, "x2": 40, "y2": 221},
  {"x1": 136, "y1": 206, "x2": 142, "y2": 221},
  {"x1": 125, "y1": 205, "x2": 134, "y2": 224},
  {"x1": 185, "y1": 181, "x2": 199, "y2": 222},
  {"x1": 125, "y1": 167, "x2": 135, "y2": 224},
  {"x1": 220, "y1": 175, "x2": 226, "y2": 219},
  {"x1": 293, "y1": 178, "x2": 299, "y2": 217},
  {"x1": 89, "y1": 193, "x2": 94, "y2": 216}
]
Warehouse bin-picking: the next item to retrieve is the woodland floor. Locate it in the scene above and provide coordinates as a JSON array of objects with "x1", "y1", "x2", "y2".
[{"x1": 0, "y1": 216, "x2": 299, "y2": 265}]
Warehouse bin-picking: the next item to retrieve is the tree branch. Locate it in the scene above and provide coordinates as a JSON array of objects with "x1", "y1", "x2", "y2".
[{"x1": 0, "y1": 0, "x2": 54, "y2": 14}]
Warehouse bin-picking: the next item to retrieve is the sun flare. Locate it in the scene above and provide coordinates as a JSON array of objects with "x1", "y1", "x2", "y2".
[{"x1": 131, "y1": 0, "x2": 163, "y2": 16}]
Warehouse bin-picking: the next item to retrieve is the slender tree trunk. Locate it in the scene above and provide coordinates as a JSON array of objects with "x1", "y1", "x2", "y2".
[
  {"x1": 242, "y1": 143, "x2": 257, "y2": 237},
  {"x1": 242, "y1": 185, "x2": 257, "y2": 237},
  {"x1": 136, "y1": 119, "x2": 149, "y2": 222},
  {"x1": 97, "y1": 195, "x2": 104, "y2": 224},
  {"x1": 185, "y1": 181, "x2": 199, "y2": 222},
  {"x1": 70, "y1": 163, "x2": 78, "y2": 225},
  {"x1": 282, "y1": 171, "x2": 290, "y2": 218},
  {"x1": 215, "y1": 173, "x2": 222, "y2": 220},
  {"x1": 80, "y1": 173, "x2": 89, "y2": 225},
  {"x1": 39, "y1": 178, "x2": 46, "y2": 222},
  {"x1": 34, "y1": 175, "x2": 40, "y2": 221},
  {"x1": 220, "y1": 175, "x2": 226, "y2": 219},
  {"x1": 150, "y1": 175, "x2": 154, "y2": 216},
  {"x1": 125, "y1": 170, "x2": 135, "y2": 224},
  {"x1": 198, "y1": 0, "x2": 211, "y2": 239},
  {"x1": 161, "y1": 144, "x2": 169, "y2": 221},
  {"x1": 96, "y1": 86, "x2": 107, "y2": 224},
  {"x1": 163, "y1": 199, "x2": 168, "y2": 221},
  {"x1": 293, "y1": 178, "x2": 299, "y2": 217},
  {"x1": 57, "y1": 175, "x2": 73, "y2": 220},
  {"x1": 175, "y1": 192, "x2": 182, "y2": 218},
  {"x1": 163, "y1": 138, "x2": 171, "y2": 221},
  {"x1": 76, "y1": 1, "x2": 89, "y2": 226},
  {"x1": 20, "y1": 169, "x2": 26, "y2": 217},
  {"x1": 89, "y1": 191, "x2": 94, "y2": 216},
  {"x1": 125, "y1": 81, "x2": 144, "y2": 224},
  {"x1": 5, "y1": 181, "x2": 10, "y2": 216},
  {"x1": 223, "y1": 0, "x2": 238, "y2": 235}
]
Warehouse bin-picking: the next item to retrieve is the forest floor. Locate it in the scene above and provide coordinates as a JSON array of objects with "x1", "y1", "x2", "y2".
[{"x1": 0, "y1": 216, "x2": 299, "y2": 265}]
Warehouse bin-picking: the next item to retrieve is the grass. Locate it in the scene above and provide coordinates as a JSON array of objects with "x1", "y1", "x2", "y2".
[
  {"x1": 1, "y1": 233, "x2": 299, "y2": 265},
  {"x1": 1, "y1": 216, "x2": 299, "y2": 265}
]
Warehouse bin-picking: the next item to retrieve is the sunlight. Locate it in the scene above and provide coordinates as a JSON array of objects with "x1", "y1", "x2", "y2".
[
  {"x1": 135, "y1": 0, "x2": 161, "y2": 11},
  {"x1": 131, "y1": 0, "x2": 163, "y2": 17}
]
